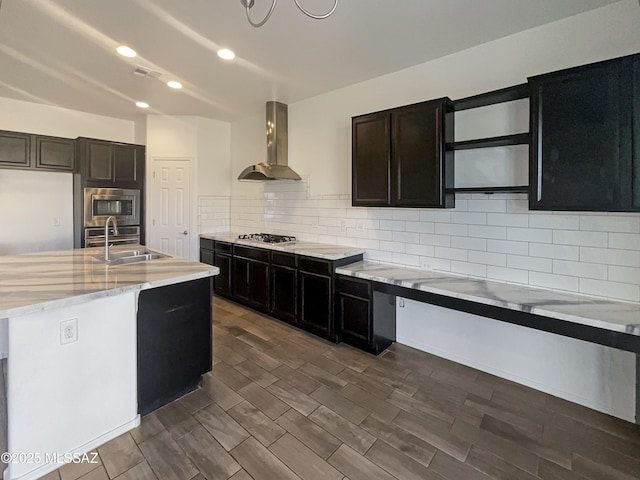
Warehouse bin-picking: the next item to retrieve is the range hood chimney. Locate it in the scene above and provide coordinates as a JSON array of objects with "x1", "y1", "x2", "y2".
[{"x1": 237, "y1": 101, "x2": 302, "y2": 181}]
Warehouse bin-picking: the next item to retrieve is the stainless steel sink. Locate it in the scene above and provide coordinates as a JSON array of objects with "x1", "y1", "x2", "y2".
[{"x1": 94, "y1": 248, "x2": 170, "y2": 265}]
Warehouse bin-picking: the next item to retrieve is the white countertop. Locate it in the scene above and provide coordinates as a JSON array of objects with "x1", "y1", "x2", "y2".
[
  {"x1": 0, "y1": 246, "x2": 219, "y2": 318},
  {"x1": 200, "y1": 234, "x2": 365, "y2": 261},
  {"x1": 336, "y1": 261, "x2": 640, "y2": 337}
]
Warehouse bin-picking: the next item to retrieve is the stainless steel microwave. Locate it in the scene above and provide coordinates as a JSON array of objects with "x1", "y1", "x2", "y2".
[{"x1": 83, "y1": 187, "x2": 141, "y2": 227}]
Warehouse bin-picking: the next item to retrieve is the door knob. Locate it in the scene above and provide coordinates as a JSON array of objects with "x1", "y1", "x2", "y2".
[{"x1": 180, "y1": 230, "x2": 188, "y2": 235}]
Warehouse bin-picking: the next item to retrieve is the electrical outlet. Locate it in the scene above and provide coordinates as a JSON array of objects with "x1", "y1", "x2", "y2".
[
  {"x1": 420, "y1": 258, "x2": 432, "y2": 270},
  {"x1": 53, "y1": 217, "x2": 61, "y2": 227},
  {"x1": 340, "y1": 220, "x2": 347, "y2": 232},
  {"x1": 356, "y1": 221, "x2": 365, "y2": 232},
  {"x1": 60, "y1": 318, "x2": 78, "y2": 345}
]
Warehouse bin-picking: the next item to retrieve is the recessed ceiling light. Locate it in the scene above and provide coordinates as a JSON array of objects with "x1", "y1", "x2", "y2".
[
  {"x1": 167, "y1": 81, "x2": 183, "y2": 89},
  {"x1": 117, "y1": 45, "x2": 137, "y2": 58},
  {"x1": 217, "y1": 49, "x2": 235, "y2": 60},
  {"x1": 135, "y1": 101, "x2": 149, "y2": 109}
]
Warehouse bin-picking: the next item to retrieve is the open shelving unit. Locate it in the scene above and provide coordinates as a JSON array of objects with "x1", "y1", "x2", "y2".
[{"x1": 447, "y1": 83, "x2": 530, "y2": 194}]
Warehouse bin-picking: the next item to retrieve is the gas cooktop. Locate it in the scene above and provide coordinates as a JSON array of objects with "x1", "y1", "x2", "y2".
[{"x1": 238, "y1": 233, "x2": 297, "y2": 244}]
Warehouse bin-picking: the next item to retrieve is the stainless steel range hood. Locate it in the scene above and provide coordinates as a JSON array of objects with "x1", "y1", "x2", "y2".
[{"x1": 237, "y1": 101, "x2": 302, "y2": 181}]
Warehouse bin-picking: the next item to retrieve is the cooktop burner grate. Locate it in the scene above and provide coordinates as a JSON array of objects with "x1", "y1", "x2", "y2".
[{"x1": 238, "y1": 233, "x2": 297, "y2": 244}]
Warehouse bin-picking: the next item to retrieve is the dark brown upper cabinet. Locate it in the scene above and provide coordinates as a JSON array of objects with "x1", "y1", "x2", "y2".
[
  {"x1": 529, "y1": 53, "x2": 639, "y2": 212},
  {"x1": 0, "y1": 130, "x2": 75, "y2": 172},
  {"x1": 352, "y1": 98, "x2": 454, "y2": 208},
  {"x1": 78, "y1": 137, "x2": 145, "y2": 188}
]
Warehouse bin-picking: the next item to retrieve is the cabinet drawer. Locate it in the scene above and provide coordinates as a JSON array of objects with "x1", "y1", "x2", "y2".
[
  {"x1": 337, "y1": 276, "x2": 371, "y2": 299},
  {"x1": 200, "y1": 238, "x2": 214, "y2": 251},
  {"x1": 272, "y1": 252, "x2": 298, "y2": 268},
  {"x1": 215, "y1": 241, "x2": 232, "y2": 253},
  {"x1": 234, "y1": 245, "x2": 270, "y2": 262},
  {"x1": 299, "y1": 256, "x2": 332, "y2": 276}
]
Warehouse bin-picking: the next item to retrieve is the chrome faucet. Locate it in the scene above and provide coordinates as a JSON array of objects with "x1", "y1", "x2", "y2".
[{"x1": 104, "y1": 216, "x2": 119, "y2": 261}]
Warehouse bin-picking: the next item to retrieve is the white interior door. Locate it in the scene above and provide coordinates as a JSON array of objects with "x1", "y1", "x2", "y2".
[{"x1": 150, "y1": 159, "x2": 191, "y2": 258}]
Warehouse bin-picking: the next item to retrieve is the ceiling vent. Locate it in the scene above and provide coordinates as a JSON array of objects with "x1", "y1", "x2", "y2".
[{"x1": 133, "y1": 66, "x2": 162, "y2": 79}]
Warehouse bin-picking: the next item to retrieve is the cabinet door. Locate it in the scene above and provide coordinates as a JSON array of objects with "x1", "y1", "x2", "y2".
[
  {"x1": 352, "y1": 113, "x2": 390, "y2": 206},
  {"x1": 0, "y1": 131, "x2": 31, "y2": 168},
  {"x1": 113, "y1": 144, "x2": 138, "y2": 184},
  {"x1": 299, "y1": 271, "x2": 332, "y2": 337},
  {"x1": 248, "y1": 261, "x2": 270, "y2": 312},
  {"x1": 530, "y1": 61, "x2": 624, "y2": 211},
  {"x1": 271, "y1": 265, "x2": 297, "y2": 323},
  {"x1": 35, "y1": 136, "x2": 75, "y2": 171},
  {"x1": 391, "y1": 100, "x2": 447, "y2": 207},
  {"x1": 86, "y1": 140, "x2": 113, "y2": 181},
  {"x1": 232, "y1": 257, "x2": 250, "y2": 303},
  {"x1": 338, "y1": 294, "x2": 371, "y2": 348},
  {"x1": 213, "y1": 253, "x2": 232, "y2": 298}
]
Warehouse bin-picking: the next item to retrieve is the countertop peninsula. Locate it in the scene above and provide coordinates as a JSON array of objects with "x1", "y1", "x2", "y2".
[
  {"x1": 200, "y1": 233, "x2": 365, "y2": 260},
  {"x1": 0, "y1": 245, "x2": 219, "y2": 318}
]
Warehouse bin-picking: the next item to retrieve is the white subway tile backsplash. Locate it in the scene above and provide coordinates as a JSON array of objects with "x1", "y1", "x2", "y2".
[
  {"x1": 393, "y1": 209, "x2": 421, "y2": 221},
  {"x1": 579, "y1": 278, "x2": 639, "y2": 302},
  {"x1": 451, "y1": 211, "x2": 487, "y2": 225},
  {"x1": 529, "y1": 272, "x2": 579, "y2": 292},
  {"x1": 467, "y1": 199, "x2": 507, "y2": 213},
  {"x1": 468, "y1": 250, "x2": 506, "y2": 267},
  {"x1": 419, "y1": 234, "x2": 451, "y2": 247},
  {"x1": 487, "y1": 239, "x2": 528, "y2": 256},
  {"x1": 529, "y1": 214, "x2": 579, "y2": 230},
  {"x1": 435, "y1": 223, "x2": 468, "y2": 236},
  {"x1": 579, "y1": 215, "x2": 639, "y2": 233},
  {"x1": 507, "y1": 255, "x2": 552, "y2": 273},
  {"x1": 552, "y1": 260, "x2": 608, "y2": 280},
  {"x1": 392, "y1": 252, "x2": 420, "y2": 267},
  {"x1": 229, "y1": 180, "x2": 640, "y2": 303},
  {"x1": 468, "y1": 225, "x2": 507, "y2": 240},
  {"x1": 393, "y1": 231, "x2": 420, "y2": 244},
  {"x1": 608, "y1": 232, "x2": 640, "y2": 250},
  {"x1": 380, "y1": 220, "x2": 406, "y2": 231},
  {"x1": 405, "y1": 221, "x2": 435, "y2": 233},
  {"x1": 434, "y1": 246, "x2": 468, "y2": 262},
  {"x1": 406, "y1": 243, "x2": 436, "y2": 257},
  {"x1": 608, "y1": 265, "x2": 640, "y2": 285},
  {"x1": 529, "y1": 243, "x2": 579, "y2": 261},
  {"x1": 451, "y1": 236, "x2": 487, "y2": 251},
  {"x1": 552, "y1": 230, "x2": 607, "y2": 248},
  {"x1": 450, "y1": 261, "x2": 487, "y2": 277},
  {"x1": 487, "y1": 266, "x2": 529, "y2": 284},
  {"x1": 580, "y1": 247, "x2": 640, "y2": 267},
  {"x1": 507, "y1": 227, "x2": 552, "y2": 243},
  {"x1": 419, "y1": 211, "x2": 451, "y2": 223},
  {"x1": 487, "y1": 213, "x2": 529, "y2": 228}
]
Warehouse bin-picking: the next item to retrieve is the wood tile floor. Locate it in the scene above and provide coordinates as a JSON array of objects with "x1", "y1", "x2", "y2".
[{"x1": 47, "y1": 296, "x2": 640, "y2": 480}]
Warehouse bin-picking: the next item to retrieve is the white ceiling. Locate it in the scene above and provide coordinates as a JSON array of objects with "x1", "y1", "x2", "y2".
[{"x1": 0, "y1": 0, "x2": 620, "y2": 122}]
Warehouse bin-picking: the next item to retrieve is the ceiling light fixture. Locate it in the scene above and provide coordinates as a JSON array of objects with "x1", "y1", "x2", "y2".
[
  {"x1": 241, "y1": 0, "x2": 338, "y2": 28},
  {"x1": 167, "y1": 81, "x2": 183, "y2": 89},
  {"x1": 135, "y1": 101, "x2": 149, "y2": 108},
  {"x1": 217, "y1": 48, "x2": 236, "y2": 60},
  {"x1": 116, "y1": 45, "x2": 137, "y2": 58}
]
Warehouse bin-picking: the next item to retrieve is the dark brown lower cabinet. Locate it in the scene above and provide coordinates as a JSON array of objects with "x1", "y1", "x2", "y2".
[
  {"x1": 199, "y1": 238, "x2": 363, "y2": 343},
  {"x1": 271, "y1": 264, "x2": 297, "y2": 323},
  {"x1": 137, "y1": 278, "x2": 212, "y2": 415},
  {"x1": 299, "y1": 271, "x2": 333, "y2": 339},
  {"x1": 337, "y1": 275, "x2": 396, "y2": 355}
]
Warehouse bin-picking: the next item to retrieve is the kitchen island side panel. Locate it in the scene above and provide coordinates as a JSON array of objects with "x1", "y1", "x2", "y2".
[{"x1": 6, "y1": 292, "x2": 139, "y2": 480}]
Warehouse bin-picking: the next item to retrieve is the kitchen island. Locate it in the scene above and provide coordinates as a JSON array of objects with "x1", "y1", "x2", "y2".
[{"x1": 0, "y1": 246, "x2": 218, "y2": 480}]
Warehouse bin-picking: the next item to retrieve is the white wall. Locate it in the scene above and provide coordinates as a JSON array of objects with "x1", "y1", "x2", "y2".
[
  {"x1": 145, "y1": 115, "x2": 231, "y2": 259},
  {"x1": 397, "y1": 299, "x2": 636, "y2": 422},
  {"x1": 0, "y1": 97, "x2": 136, "y2": 255}
]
